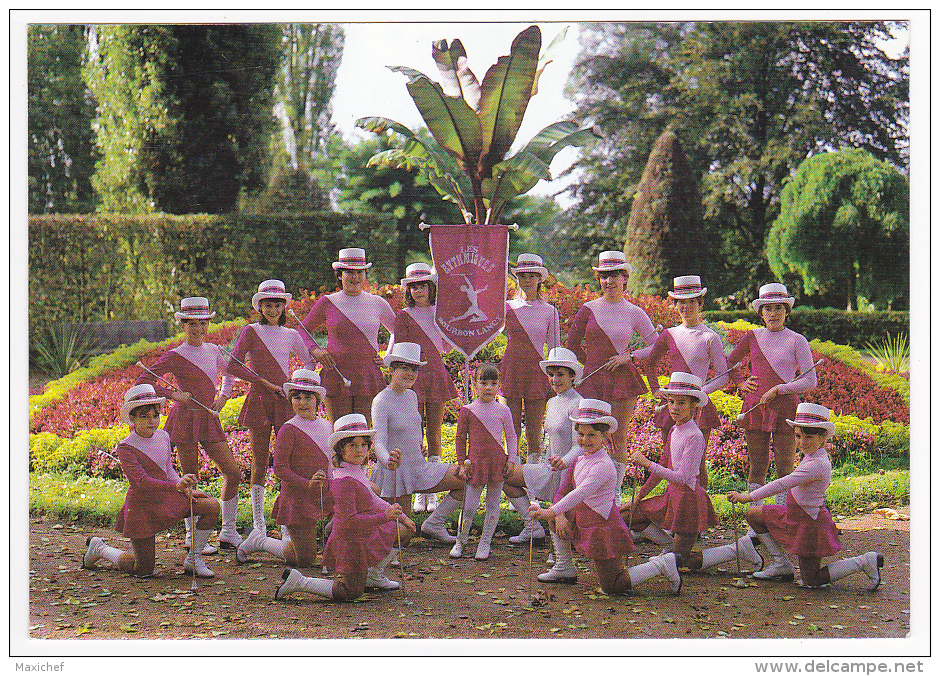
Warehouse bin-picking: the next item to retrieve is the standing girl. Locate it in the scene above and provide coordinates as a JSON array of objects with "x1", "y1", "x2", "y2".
[
  {"x1": 274, "y1": 414, "x2": 416, "y2": 601},
  {"x1": 566, "y1": 251, "x2": 659, "y2": 486},
  {"x1": 228, "y1": 280, "x2": 313, "y2": 541},
  {"x1": 370, "y1": 342, "x2": 467, "y2": 543},
  {"x1": 83, "y1": 385, "x2": 220, "y2": 579},
  {"x1": 500, "y1": 253, "x2": 561, "y2": 466},
  {"x1": 236, "y1": 369, "x2": 333, "y2": 568},
  {"x1": 529, "y1": 399, "x2": 681, "y2": 595},
  {"x1": 135, "y1": 296, "x2": 241, "y2": 553},
  {"x1": 300, "y1": 247, "x2": 396, "y2": 424},
  {"x1": 632, "y1": 276, "x2": 730, "y2": 490},
  {"x1": 450, "y1": 363, "x2": 519, "y2": 561},
  {"x1": 390, "y1": 262, "x2": 459, "y2": 513},
  {"x1": 728, "y1": 283, "x2": 818, "y2": 507},
  {"x1": 727, "y1": 403, "x2": 884, "y2": 590}
]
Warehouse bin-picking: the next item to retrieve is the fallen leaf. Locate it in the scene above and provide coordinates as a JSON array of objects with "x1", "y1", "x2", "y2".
[{"x1": 120, "y1": 625, "x2": 137, "y2": 633}]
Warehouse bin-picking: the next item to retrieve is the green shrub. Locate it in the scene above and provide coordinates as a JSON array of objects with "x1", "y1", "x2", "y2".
[{"x1": 30, "y1": 426, "x2": 130, "y2": 473}]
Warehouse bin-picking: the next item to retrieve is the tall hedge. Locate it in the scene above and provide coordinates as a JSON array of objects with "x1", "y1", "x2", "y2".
[{"x1": 29, "y1": 212, "x2": 397, "y2": 336}]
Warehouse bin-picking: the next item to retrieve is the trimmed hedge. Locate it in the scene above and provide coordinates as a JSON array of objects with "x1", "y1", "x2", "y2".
[{"x1": 703, "y1": 308, "x2": 909, "y2": 349}]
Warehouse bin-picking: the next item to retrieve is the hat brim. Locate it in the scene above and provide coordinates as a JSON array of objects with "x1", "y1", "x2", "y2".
[
  {"x1": 328, "y1": 427, "x2": 375, "y2": 450},
  {"x1": 511, "y1": 266, "x2": 549, "y2": 282},
  {"x1": 175, "y1": 311, "x2": 217, "y2": 321},
  {"x1": 658, "y1": 387, "x2": 709, "y2": 406},
  {"x1": 283, "y1": 382, "x2": 326, "y2": 400},
  {"x1": 751, "y1": 297, "x2": 795, "y2": 312},
  {"x1": 400, "y1": 274, "x2": 438, "y2": 287},
  {"x1": 120, "y1": 396, "x2": 167, "y2": 425},
  {"x1": 569, "y1": 414, "x2": 618, "y2": 434},
  {"x1": 592, "y1": 263, "x2": 633, "y2": 274},
  {"x1": 383, "y1": 354, "x2": 427, "y2": 368},
  {"x1": 785, "y1": 418, "x2": 836, "y2": 439},
  {"x1": 668, "y1": 288, "x2": 707, "y2": 299},
  {"x1": 332, "y1": 262, "x2": 373, "y2": 271},
  {"x1": 252, "y1": 292, "x2": 292, "y2": 312},
  {"x1": 539, "y1": 359, "x2": 584, "y2": 384}
]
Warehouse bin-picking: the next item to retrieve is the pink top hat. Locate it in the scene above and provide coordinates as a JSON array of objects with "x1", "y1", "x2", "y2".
[
  {"x1": 282, "y1": 368, "x2": 327, "y2": 401},
  {"x1": 328, "y1": 413, "x2": 376, "y2": 450},
  {"x1": 751, "y1": 283, "x2": 795, "y2": 312},
  {"x1": 592, "y1": 250, "x2": 633, "y2": 274},
  {"x1": 658, "y1": 372, "x2": 709, "y2": 407},
  {"x1": 400, "y1": 262, "x2": 438, "y2": 287},
  {"x1": 251, "y1": 279, "x2": 292, "y2": 312},
  {"x1": 120, "y1": 384, "x2": 167, "y2": 426},
  {"x1": 174, "y1": 296, "x2": 217, "y2": 321},
  {"x1": 786, "y1": 402, "x2": 836, "y2": 438},
  {"x1": 667, "y1": 275, "x2": 707, "y2": 300},
  {"x1": 332, "y1": 247, "x2": 373, "y2": 271},
  {"x1": 511, "y1": 253, "x2": 549, "y2": 282},
  {"x1": 569, "y1": 398, "x2": 619, "y2": 433}
]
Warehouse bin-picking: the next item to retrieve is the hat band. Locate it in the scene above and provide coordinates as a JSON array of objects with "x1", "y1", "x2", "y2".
[
  {"x1": 291, "y1": 378, "x2": 320, "y2": 388},
  {"x1": 336, "y1": 422, "x2": 369, "y2": 433},
  {"x1": 673, "y1": 284, "x2": 702, "y2": 294},
  {"x1": 577, "y1": 407, "x2": 610, "y2": 420},
  {"x1": 260, "y1": 286, "x2": 285, "y2": 294},
  {"x1": 516, "y1": 262, "x2": 542, "y2": 269},
  {"x1": 127, "y1": 392, "x2": 158, "y2": 403},
  {"x1": 597, "y1": 259, "x2": 624, "y2": 268},
  {"x1": 667, "y1": 381, "x2": 702, "y2": 393},
  {"x1": 794, "y1": 413, "x2": 829, "y2": 425},
  {"x1": 407, "y1": 270, "x2": 432, "y2": 278},
  {"x1": 182, "y1": 306, "x2": 211, "y2": 315},
  {"x1": 339, "y1": 257, "x2": 367, "y2": 266},
  {"x1": 760, "y1": 292, "x2": 789, "y2": 300}
]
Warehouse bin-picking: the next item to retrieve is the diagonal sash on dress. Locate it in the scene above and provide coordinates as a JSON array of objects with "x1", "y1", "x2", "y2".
[
  {"x1": 248, "y1": 326, "x2": 291, "y2": 382},
  {"x1": 753, "y1": 328, "x2": 795, "y2": 386},
  {"x1": 505, "y1": 304, "x2": 546, "y2": 361}
]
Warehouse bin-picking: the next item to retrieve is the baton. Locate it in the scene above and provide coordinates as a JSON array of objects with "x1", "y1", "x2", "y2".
[
  {"x1": 736, "y1": 359, "x2": 824, "y2": 421},
  {"x1": 655, "y1": 362, "x2": 743, "y2": 412},
  {"x1": 135, "y1": 362, "x2": 219, "y2": 417},
  {"x1": 581, "y1": 324, "x2": 663, "y2": 383},
  {"x1": 288, "y1": 309, "x2": 353, "y2": 388}
]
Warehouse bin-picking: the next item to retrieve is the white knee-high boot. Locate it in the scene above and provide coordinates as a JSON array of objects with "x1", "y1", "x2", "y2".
[
  {"x1": 185, "y1": 517, "x2": 218, "y2": 555},
  {"x1": 366, "y1": 548, "x2": 400, "y2": 590},
  {"x1": 474, "y1": 484, "x2": 502, "y2": 560},
  {"x1": 450, "y1": 485, "x2": 483, "y2": 558},
  {"x1": 627, "y1": 552, "x2": 682, "y2": 594},
  {"x1": 249, "y1": 484, "x2": 266, "y2": 533},
  {"x1": 183, "y1": 528, "x2": 215, "y2": 578},
  {"x1": 508, "y1": 494, "x2": 545, "y2": 543},
  {"x1": 236, "y1": 527, "x2": 288, "y2": 563},
  {"x1": 275, "y1": 568, "x2": 335, "y2": 600},
  {"x1": 748, "y1": 483, "x2": 765, "y2": 509},
  {"x1": 421, "y1": 492, "x2": 461, "y2": 544},
  {"x1": 826, "y1": 552, "x2": 884, "y2": 591},
  {"x1": 753, "y1": 532, "x2": 795, "y2": 580},
  {"x1": 218, "y1": 495, "x2": 243, "y2": 548},
  {"x1": 699, "y1": 535, "x2": 764, "y2": 572},
  {"x1": 635, "y1": 523, "x2": 674, "y2": 550},
  {"x1": 537, "y1": 532, "x2": 578, "y2": 582},
  {"x1": 83, "y1": 536, "x2": 124, "y2": 568}
]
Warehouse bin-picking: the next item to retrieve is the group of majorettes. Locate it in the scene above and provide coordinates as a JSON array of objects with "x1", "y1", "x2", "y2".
[{"x1": 82, "y1": 246, "x2": 884, "y2": 602}]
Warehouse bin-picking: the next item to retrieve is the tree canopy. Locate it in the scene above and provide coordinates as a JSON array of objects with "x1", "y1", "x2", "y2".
[{"x1": 767, "y1": 148, "x2": 909, "y2": 311}]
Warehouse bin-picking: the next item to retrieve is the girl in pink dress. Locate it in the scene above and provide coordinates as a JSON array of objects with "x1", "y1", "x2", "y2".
[
  {"x1": 229, "y1": 280, "x2": 313, "y2": 540},
  {"x1": 274, "y1": 414, "x2": 416, "y2": 602},
  {"x1": 135, "y1": 296, "x2": 241, "y2": 553},
  {"x1": 728, "y1": 284, "x2": 818, "y2": 506},
  {"x1": 236, "y1": 369, "x2": 333, "y2": 568},
  {"x1": 727, "y1": 404, "x2": 884, "y2": 590},
  {"x1": 626, "y1": 373, "x2": 724, "y2": 571},
  {"x1": 500, "y1": 254, "x2": 561, "y2": 466},
  {"x1": 450, "y1": 363, "x2": 519, "y2": 561},
  {"x1": 83, "y1": 385, "x2": 220, "y2": 579},
  {"x1": 567, "y1": 251, "x2": 659, "y2": 482},
  {"x1": 529, "y1": 398, "x2": 681, "y2": 595},
  {"x1": 633, "y1": 276, "x2": 730, "y2": 490},
  {"x1": 300, "y1": 247, "x2": 396, "y2": 424},
  {"x1": 391, "y1": 262, "x2": 459, "y2": 513}
]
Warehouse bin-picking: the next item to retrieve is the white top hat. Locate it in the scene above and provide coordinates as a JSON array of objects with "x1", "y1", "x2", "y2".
[
  {"x1": 383, "y1": 341, "x2": 427, "y2": 368},
  {"x1": 667, "y1": 275, "x2": 707, "y2": 300},
  {"x1": 400, "y1": 262, "x2": 438, "y2": 287},
  {"x1": 592, "y1": 250, "x2": 633, "y2": 274},
  {"x1": 332, "y1": 247, "x2": 373, "y2": 271},
  {"x1": 328, "y1": 413, "x2": 375, "y2": 450},
  {"x1": 120, "y1": 384, "x2": 167, "y2": 426},
  {"x1": 569, "y1": 398, "x2": 619, "y2": 433},
  {"x1": 282, "y1": 368, "x2": 326, "y2": 401},
  {"x1": 751, "y1": 283, "x2": 795, "y2": 312},
  {"x1": 786, "y1": 402, "x2": 836, "y2": 439},
  {"x1": 539, "y1": 346, "x2": 584, "y2": 384},
  {"x1": 658, "y1": 372, "x2": 709, "y2": 406},
  {"x1": 252, "y1": 279, "x2": 292, "y2": 312},
  {"x1": 511, "y1": 253, "x2": 549, "y2": 282},
  {"x1": 174, "y1": 296, "x2": 217, "y2": 321}
]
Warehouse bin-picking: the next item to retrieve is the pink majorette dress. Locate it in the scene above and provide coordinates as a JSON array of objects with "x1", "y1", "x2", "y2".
[
  {"x1": 567, "y1": 297, "x2": 658, "y2": 401},
  {"x1": 320, "y1": 463, "x2": 399, "y2": 576},
  {"x1": 634, "y1": 323, "x2": 729, "y2": 431},
  {"x1": 749, "y1": 447, "x2": 841, "y2": 557},
  {"x1": 270, "y1": 415, "x2": 334, "y2": 526},
  {"x1": 391, "y1": 306, "x2": 458, "y2": 404},
  {"x1": 728, "y1": 327, "x2": 817, "y2": 433},
  {"x1": 552, "y1": 447, "x2": 635, "y2": 560},
  {"x1": 499, "y1": 298, "x2": 561, "y2": 399},
  {"x1": 455, "y1": 399, "x2": 519, "y2": 486},
  {"x1": 114, "y1": 429, "x2": 191, "y2": 539},
  {"x1": 636, "y1": 419, "x2": 719, "y2": 535},
  {"x1": 229, "y1": 323, "x2": 312, "y2": 431},
  {"x1": 135, "y1": 342, "x2": 232, "y2": 444},
  {"x1": 300, "y1": 291, "x2": 396, "y2": 399}
]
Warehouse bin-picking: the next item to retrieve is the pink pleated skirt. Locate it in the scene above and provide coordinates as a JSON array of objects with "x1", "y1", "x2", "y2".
[
  {"x1": 576, "y1": 361, "x2": 649, "y2": 401},
  {"x1": 321, "y1": 353, "x2": 386, "y2": 399},
  {"x1": 638, "y1": 483, "x2": 718, "y2": 536},
  {"x1": 163, "y1": 403, "x2": 226, "y2": 445},
  {"x1": 271, "y1": 485, "x2": 333, "y2": 526},
  {"x1": 567, "y1": 500, "x2": 635, "y2": 560},
  {"x1": 738, "y1": 391, "x2": 799, "y2": 433},
  {"x1": 466, "y1": 450, "x2": 508, "y2": 486},
  {"x1": 238, "y1": 384, "x2": 294, "y2": 431},
  {"x1": 762, "y1": 492, "x2": 841, "y2": 558},
  {"x1": 499, "y1": 348, "x2": 552, "y2": 399},
  {"x1": 321, "y1": 520, "x2": 397, "y2": 576},
  {"x1": 114, "y1": 489, "x2": 190, "y2": 539}
]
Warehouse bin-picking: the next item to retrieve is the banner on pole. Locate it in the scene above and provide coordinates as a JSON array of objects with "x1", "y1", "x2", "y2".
[{"x1": 428, "y1": 224, "x2": 510, "y2": 361}]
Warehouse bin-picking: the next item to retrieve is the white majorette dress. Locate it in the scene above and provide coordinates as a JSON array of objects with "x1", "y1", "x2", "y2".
[
  {"x1": 499, "y1": 254, "x2": 561, "y2": 400},
  {"x1": 370, "y1": 342, "x2": 449, "y2": 498},
  {"x1": 300, "y1": 249, "x2": 396, "y2": 399},
  {"x1": 229, "y1": 280, "x2": 312, "y2": 431},
  {"x1": 456, "y1": 399, "x2": 519, "y2": 486},
  {"x1": 728, "y1": 284, "x2": 817, "y2": 433},
  {"x1": 391, "y1": 263, "x2": 458, "y2": 405},
  {"x1": 135, "y1": 298, "x2": 233, "y2": 445},
  {"x1": 567, "y1": 252, "x2": 659, "y2": 401},
  {"x1": 271, "y1": 413, "x2": 334, "y2": 527},
  {"x1": 633, "y1": 276, "x2": 729, "y2": 431}
]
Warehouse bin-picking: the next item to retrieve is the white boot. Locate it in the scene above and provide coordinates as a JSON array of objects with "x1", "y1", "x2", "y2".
[
  {"x1": 281, "y1": 525, "x2": 292, "y2": 543},
  {"x1": 748, "y1": 483, "x2": 765, "y2": 509},
  {"x1": 753, "y1": 532, "x2": 795, "y2": 581},
  {"x1": 508, "y1": 495, "x2": 545, "y2": 544},
  {"x1": 366, "y1": 548, "x2": 400, "y2": 590},
  {"x1": 635, "y1": 524, "x2": 674, "y2": 550},
  {"x1": 185, "y1": 517, "x2": 218, "y2": 555},
  {"x1": 275, "y1": 568, "x2": 334, "y2": 600},
  {"x1": 627, "y1": 552, "x2": 682, "y2": 594},
  {"x1": 475, "y1": 511, "x2": 500, "y2": 561},
  {"x1": 420, "y1": 493, "x2": 460, "y2": 544},
  {"x1": 449, "y1": 540, "x2": 465, "y2": 559},
  {"x1": 413, "y1": 492, "x2": 428, "y2": 514},
  {"x1": 826, "y1": 552, "x2": 884, "y2": 591},
  {"x1": 537, "y1": 533, "x2": 578, "y2": 583},
  {"x1": 527, "y1": 452, "x2": 541, "y2": 465},
  {"x1": 218, "y1": 495, "x2": 243, "y2": 549},
  {"x1": 83, "y1": 536, "x2": 123, "y2": 569},
  {"x1": 426, "y1": 492, "x2": 439, "y2": 512},
  {"x1": 699, "y1": 535, "x2": 764, "y2": 572},
  {"x1": 250, "y1": 484, "x2": 266, "y2": 533},
  {"x1": 236, "y1": 527, "x2": 287, "y2": 564},
  {"x1": 774, "y1": 492, "x2": 786, "y2": 506},
  {"x1": 183, "y1": 529, "x2": 215, "y2": 578}
]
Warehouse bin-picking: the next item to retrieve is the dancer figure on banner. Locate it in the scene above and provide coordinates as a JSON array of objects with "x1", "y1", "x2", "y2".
[{"x1": 450, "y1": 274, "x2": 489, "y2": 324}]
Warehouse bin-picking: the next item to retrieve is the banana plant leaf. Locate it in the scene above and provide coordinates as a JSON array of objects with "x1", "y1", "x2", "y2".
[
  {"x1": 532, "y1": 26, "x2": 568, "y2": 97},
  {"x1": 431, "y1": 38, "x2": 482, "y2": 112}
]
